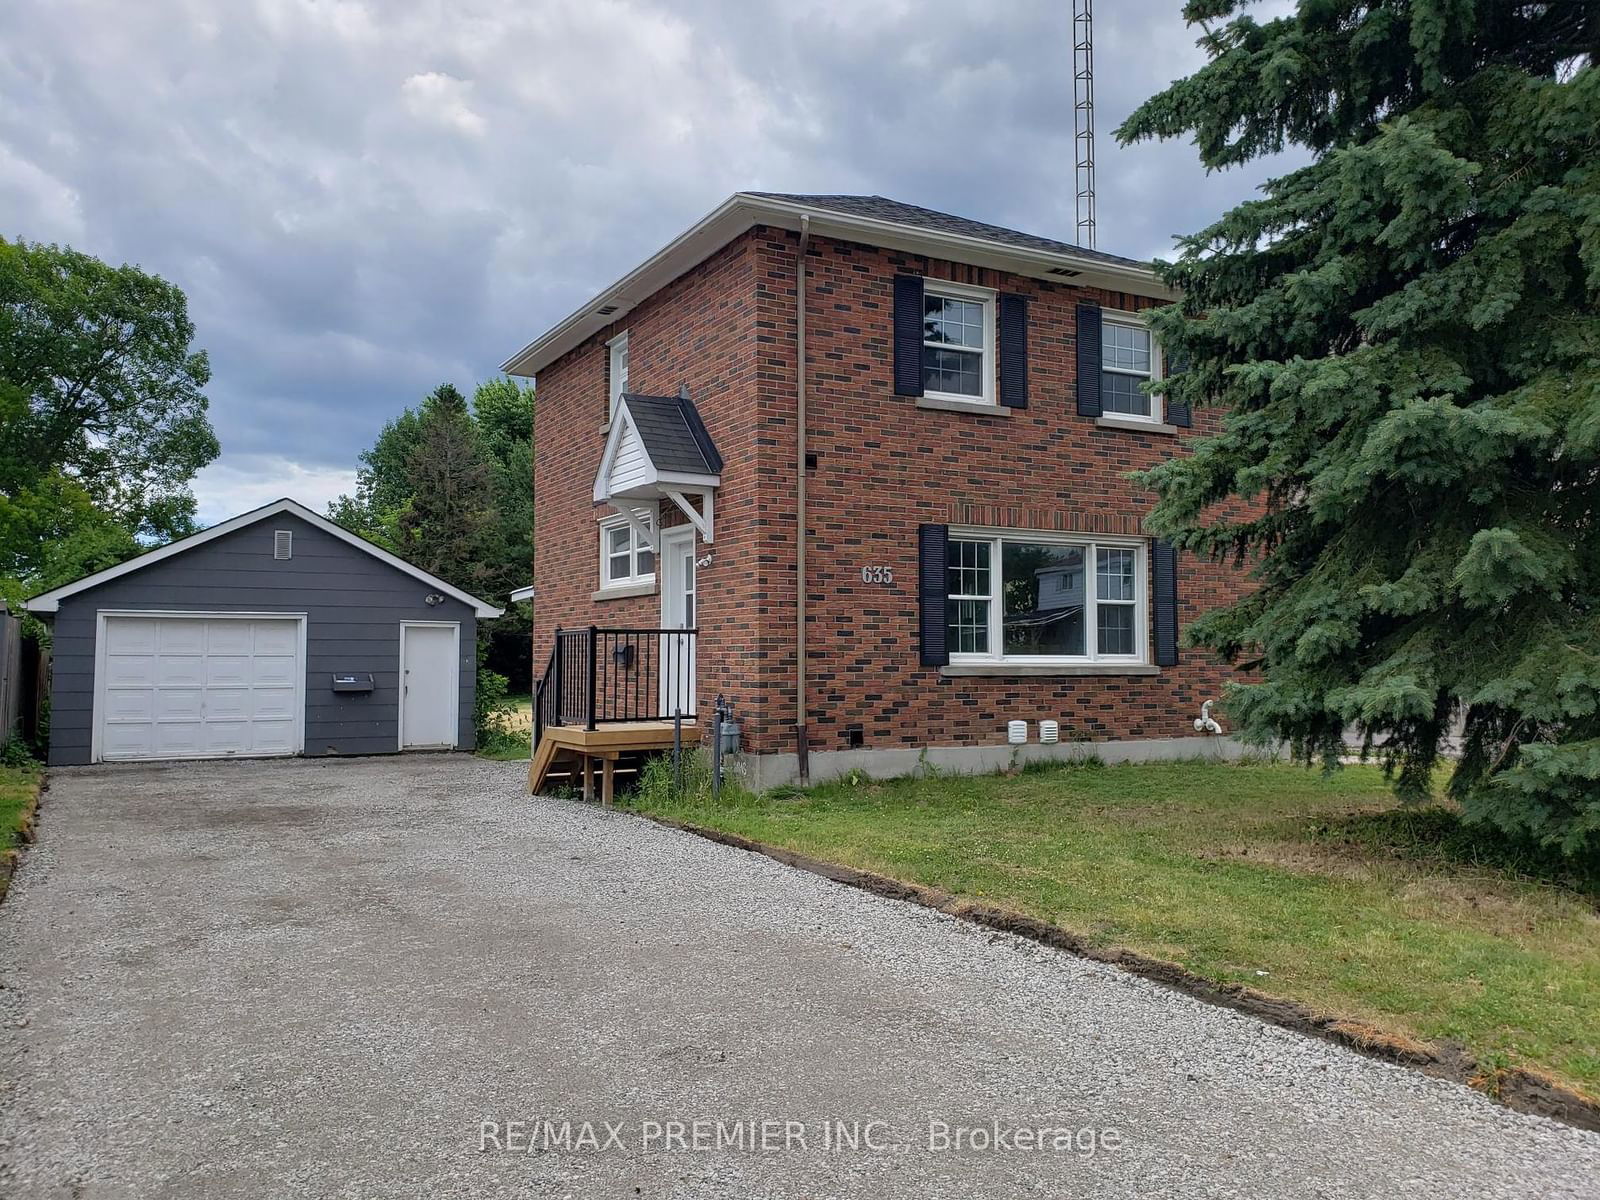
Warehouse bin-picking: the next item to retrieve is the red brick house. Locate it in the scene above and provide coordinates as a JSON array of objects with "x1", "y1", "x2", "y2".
[{"x1": 505, "y1": 193, "x2": 1250, "y2": 791}]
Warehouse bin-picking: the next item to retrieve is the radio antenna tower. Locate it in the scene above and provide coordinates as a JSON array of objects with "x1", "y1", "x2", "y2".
[{"x1": 1072, "y1": 0, "x2": 1097, "y2": 249}]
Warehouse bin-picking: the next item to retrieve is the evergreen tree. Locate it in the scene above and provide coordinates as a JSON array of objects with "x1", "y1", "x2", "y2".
[
  {"x1": 471, "y1": 377, "x2": 535, "y2": 596},
  {"x1": 1117, "y1": 3, "x2": 1600, "y2": 850},
  {"x1": 398, "y1": 384, "x2": 497, "y2": 593},
  {"x1": 328, "y1": 377, "x2": 532, "y2": 598}
]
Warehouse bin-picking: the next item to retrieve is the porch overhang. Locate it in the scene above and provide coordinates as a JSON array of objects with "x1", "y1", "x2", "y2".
[{"x1": 593, "y1": 392, "x2": 723, "y2": 546}]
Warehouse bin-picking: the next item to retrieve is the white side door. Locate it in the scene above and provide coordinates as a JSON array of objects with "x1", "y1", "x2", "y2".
[
  {"x1": 399, "y1": 622, "x2": 460, "y2": 749},
  {"x1": 659, "y1": 527, "x2": 696, "y2": 717}
]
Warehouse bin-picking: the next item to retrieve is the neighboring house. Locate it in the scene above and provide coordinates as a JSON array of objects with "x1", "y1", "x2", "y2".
[
  {"x1": 505, "y1": 192, "x2": 1251, "y2": 789},
  {"x1": 26, "y1": 498, "x2": 502, "y2": 766}
]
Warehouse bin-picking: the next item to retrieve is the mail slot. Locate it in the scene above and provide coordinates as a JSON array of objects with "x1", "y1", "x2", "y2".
[{"x1": 331, "y1": 673, "x2": 374, "y2": 693}]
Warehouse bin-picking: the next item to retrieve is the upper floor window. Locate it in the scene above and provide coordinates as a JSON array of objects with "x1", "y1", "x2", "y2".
[
  {"x1": 608, "y1": 330, "x2": 630, "y2": 419},
  {"x1": 1101, "y1": 313, "x2": 1161, "y2": 422},
  {"x1": 946, "y1": 532, "x2": 1146, "y2": 663},
  {"x1": 923, "y1": 282, "x2": 994, "y2": 405},
  {"x1": 599, "y1": 507, "x2": 655, "y2": 590}
]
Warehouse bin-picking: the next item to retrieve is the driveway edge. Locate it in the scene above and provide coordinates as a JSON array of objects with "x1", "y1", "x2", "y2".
[
  {"x1": 0, "y1": 771, "x2": 44, "y2": 906},
  {"x1": 629, "y1": 807, "x2": 1600, "y2": 1134}
]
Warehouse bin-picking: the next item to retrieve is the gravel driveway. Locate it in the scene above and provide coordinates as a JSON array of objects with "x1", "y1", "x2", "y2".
[{"x1": 1, "y1": 756, "x2": 1596, "y2": 1199}]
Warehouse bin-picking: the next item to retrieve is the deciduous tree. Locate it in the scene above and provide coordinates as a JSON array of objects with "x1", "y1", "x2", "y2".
[{"x1": 0, "y1": 238, "x2": 217, "y2": 542}]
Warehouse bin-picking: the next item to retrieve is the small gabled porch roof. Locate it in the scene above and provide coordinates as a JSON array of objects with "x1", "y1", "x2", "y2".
[{"x1": 594, "y1": 391, "x2": 723, "y2": 546}]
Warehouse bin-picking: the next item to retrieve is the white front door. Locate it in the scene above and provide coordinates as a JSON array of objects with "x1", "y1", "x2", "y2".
[
  {"x1": 659, "y1": 527, "x2": 696, "y2": 717},
  {"x1": 96, "y1": 614, "x2": 303, "y2": 762},
  {"x1": 400, "y1": 623, "x2": 459, "y2": 749}
]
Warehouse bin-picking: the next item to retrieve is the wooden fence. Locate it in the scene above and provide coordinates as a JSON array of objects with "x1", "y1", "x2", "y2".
[{"x1": 0, "y1": 601, "x2": 21, "y2": 744}]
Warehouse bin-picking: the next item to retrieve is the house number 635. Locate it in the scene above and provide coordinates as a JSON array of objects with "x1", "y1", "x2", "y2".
[{"x1": 860, "y1": 565, "x2": 894, "y2": 585}]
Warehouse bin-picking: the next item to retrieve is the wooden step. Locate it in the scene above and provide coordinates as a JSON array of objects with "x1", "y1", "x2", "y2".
[{"x1": 529, "y1": 721, "x2": 681, "y2": 800}]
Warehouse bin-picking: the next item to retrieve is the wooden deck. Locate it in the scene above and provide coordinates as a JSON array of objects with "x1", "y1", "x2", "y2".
[{"x1": 529, "y1": 720, "x2": 682, "y2": 802}]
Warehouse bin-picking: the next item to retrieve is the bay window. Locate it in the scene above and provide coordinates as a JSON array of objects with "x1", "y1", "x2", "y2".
[{"x1": 946, "y1": 532, "x2": 1146, "y2": 664}]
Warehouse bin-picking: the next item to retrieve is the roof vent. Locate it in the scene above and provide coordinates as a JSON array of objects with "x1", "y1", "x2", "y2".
[
  {"x1": 596, "y1": 304, "x2": 619, "y2": 316},
  {"x1": 1048, "y1": 267, "x2": 1082, "y2": 277},
  {"x1": 273, "y1": 530, "x2": 293, "y2": 560}
]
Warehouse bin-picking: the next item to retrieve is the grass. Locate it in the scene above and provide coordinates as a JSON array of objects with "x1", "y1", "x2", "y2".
[
  {"x1": 503, "y1": 693, "x2": 532, "y2": 732},
  {"x1": 0, "y1": 762, "x2": 41, "y2": 854},
  {"x1": 477, "y1": 734, "x2": 531, "y2": 762},
  {"x1": 475, "y1": 694, "x2": 533, "y2": 762},
  {"x1": 625, "y1": 757, "x2": 1600, "y2": 1100}
]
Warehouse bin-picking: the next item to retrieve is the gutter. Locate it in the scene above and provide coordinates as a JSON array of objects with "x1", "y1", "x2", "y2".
[
  {"x1": 795, "y1": 215, "x2": 811, "y2": 783},
  {"x1": 501, "y1": 194, "x2": 1175, "y2": 379},
  {"x1": 741, "y1": 193, "x2": 1163, "y2": 291}
]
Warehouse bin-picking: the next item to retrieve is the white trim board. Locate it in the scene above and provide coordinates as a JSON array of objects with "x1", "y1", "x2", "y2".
[
  {"x1": 398, "y1": 620, "x2": 462, "y2": 751},
  {"x1": 90, "y1": 610, "x2": 309, "y2": 765},
  {"x1": 501, "y1": 192, "x2": 1175, "y2": 379},
  {"x1": 25, "y1": 497, "x2": 504, "y2": 617}
]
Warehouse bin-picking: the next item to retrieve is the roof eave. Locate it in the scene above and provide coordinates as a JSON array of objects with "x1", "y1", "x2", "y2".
[
  {"x1": 24, "y1": 498, "x2": 505, "y2": 619},
  {"x1": 742, "y1": 193, "x2": 1169, "y2": 294},
  {"x1": 501, "y1": 194, "x2": 1175, "y2": 380}
]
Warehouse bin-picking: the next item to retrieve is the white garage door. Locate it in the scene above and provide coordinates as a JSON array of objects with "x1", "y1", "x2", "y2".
[{"x1": 97, "y1": 615, "x2": 303, "y2": 762}]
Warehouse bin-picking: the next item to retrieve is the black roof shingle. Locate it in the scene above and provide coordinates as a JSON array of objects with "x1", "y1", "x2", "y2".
[
  {"x1": 744, "y1": 193, "x2": 1151, "y2": 272},
  {"x1": 620, "y1": 392, "x2": 723, "y2": 477}
]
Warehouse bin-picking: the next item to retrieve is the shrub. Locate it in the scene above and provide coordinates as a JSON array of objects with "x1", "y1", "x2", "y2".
[
  {"x1": 473, "y1": 665, "x2": 515, "y2": 750},
  {"x1": 0, "y1": 736, "x2": 38, "y2": 768}
]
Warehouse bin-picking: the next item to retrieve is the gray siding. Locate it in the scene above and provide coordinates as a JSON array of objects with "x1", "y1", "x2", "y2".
[{"x1": 48, "y1": 514, "x2": 477, "y2": 765}]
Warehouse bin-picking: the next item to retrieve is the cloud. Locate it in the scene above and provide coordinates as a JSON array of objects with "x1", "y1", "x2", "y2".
[
  {"x1": 190, "y1": 455, "x2": 358, "y2": 526},
  {"x1": 400, "y1": 72, "x2": 487, "y2": 139},
  {"x1": 0, "y1": 0, "x2": 1301, "y2": 519}
]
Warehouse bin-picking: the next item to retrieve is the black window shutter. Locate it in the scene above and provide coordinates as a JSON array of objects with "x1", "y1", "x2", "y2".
[
  {"x1": 1076, "y1": 302, "x2": 1102, "y2": 417},
  {"x1": 998, "y1": 293, "x2": 1028, "y2": 409},
  {"x1": 1153, "y1": 539, "x2": 1179, "y2": 666},
  {"x1": 1165, "y1": 347, "x2": 1192, "y2": 428},
  {"x1": 918, "y1": 523, "x2": 949, "y2": 667},
  {"x1": 893, "y1": 275, "x2": 925, "y2": 397}
]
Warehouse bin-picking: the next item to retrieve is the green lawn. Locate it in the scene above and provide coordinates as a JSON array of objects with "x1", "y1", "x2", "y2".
[
  {"x1": 626, "y1": 759, "x2": 1600, "y2": 1100},
  {"x1": 476, "y1": 694, "x2": 533, "y2": 761},
  {"x1": 0, "y1": 763, "x2": 41, "y2": 853}
]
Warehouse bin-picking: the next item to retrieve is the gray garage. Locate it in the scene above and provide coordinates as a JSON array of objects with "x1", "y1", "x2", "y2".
[{"x1": 26, "y1": 498, "x2": 502, "y2": 766}]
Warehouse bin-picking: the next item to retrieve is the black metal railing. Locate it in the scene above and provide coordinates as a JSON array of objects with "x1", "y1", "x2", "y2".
[{"x1": 533, "y1": 626, "x2": 697, "y2": 744}]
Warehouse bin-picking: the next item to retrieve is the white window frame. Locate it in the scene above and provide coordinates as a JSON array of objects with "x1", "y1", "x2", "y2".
[
  {"x1": 922, "y1": 279, "x2": 996, "y2": 407},
  {"x1": 1101, "y1": 310, "x2": 1163, "y2": 424},
  {"x1": 946, "y1": 528, "x2": 1148, "y2": 666},
  {"x1": 598, "y1": 505, "x2": 656, "y2": 590},
  {"x1": 607, "y1": 330, "x2": 630, "y2": 420}
]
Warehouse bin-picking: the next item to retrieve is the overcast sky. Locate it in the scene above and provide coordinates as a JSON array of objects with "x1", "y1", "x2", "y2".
[{"x1": 1, "y1": 0, "x2": 1294, "y2": 524}]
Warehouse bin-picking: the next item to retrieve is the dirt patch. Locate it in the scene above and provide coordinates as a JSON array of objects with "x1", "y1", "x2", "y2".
[
  {"x1": 1200, "y1": 840, "x2": 1387, "y2": 882},
  {"x1": 1201, "y1": 841, "x2": 1600, "y2": 934},
  {"x1": 642, "y1": 811, "x2": 1600, "y2": 1134},
  {"x1": 179, "y1": 804, "x2": 326, "y2": 830}
]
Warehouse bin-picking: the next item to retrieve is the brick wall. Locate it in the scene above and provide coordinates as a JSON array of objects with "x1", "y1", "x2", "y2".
[
  {"x1": 532, "y1": 224, "x2": 1250, "y2": 757},
  {"x1": 532, "y1": 230, "x2": 774, "y2": 743}
]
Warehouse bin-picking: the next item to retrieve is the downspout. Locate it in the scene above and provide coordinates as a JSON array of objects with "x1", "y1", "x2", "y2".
[{"x1": 795, "y1": 215, "x2": 811, "y2": 783}]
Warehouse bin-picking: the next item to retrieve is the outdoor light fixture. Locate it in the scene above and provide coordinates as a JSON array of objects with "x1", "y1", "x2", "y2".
[{"x1": 424, "y1": 593, "x2": 445, "y2": 606}]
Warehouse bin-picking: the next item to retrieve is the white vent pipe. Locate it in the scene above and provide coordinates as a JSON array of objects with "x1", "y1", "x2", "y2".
[{"x1": 1194, "y1": 700, "x2": 1223, "y2": 735}]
